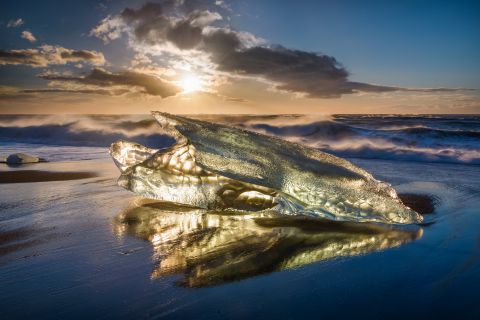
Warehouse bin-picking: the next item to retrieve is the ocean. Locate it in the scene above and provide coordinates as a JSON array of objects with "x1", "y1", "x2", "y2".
[
  {"x1": 1, "y1": 114, "x2": 479, "y2": 164},
  {"x1": 1, "y1": 114, "x2": 479, "y2": 319}
]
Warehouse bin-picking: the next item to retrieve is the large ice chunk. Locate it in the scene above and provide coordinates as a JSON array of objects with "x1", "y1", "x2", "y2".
[{"x1": 109, "y1": 112, "x2": 422, "y2": 224}]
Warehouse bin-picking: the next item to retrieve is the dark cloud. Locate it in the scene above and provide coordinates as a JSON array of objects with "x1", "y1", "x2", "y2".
[
  {"x1": 341, "y1": 82, "x2": 475, "y2": 94},
  {"x1": 117, "y1": 3, "x2": 220, "y2": 49},
  {"x1": 202, "y1": 30, "x2": 471, "y2": 97},
  {"x1": 60, "y1": 50, "x2": 99, "y2": 62},
  {"x1": 38, "y1": 68, "x2": 180, "y2": 97},
  {"x1": 90, "y1": 1, "x2": 472, "y2": 98},
  {"x1": 121, "y1": 2, "x2": 165, "y2": 22},
  {"x1": 0, "y1": 49, "x2": 45, "y2": 66},
  {"x1": 0, "y1": 45, "x2": 105, "y2": 67},
  {"x1": 0, "y1": 85, "x2": 129, "y2": 101},
  {"x1": 166, "y1": 19, "x2": 203, "y2": 49},
  {"x1": 21, "y1": 88, "x2": 130, "y2": 96},
  {"x1": 120, "y1": 2, "x2": 171, "y2": 45},
  {"x1": 202, "y1": 28, "x2": 241, "y2": 55},
  {"x1": 208, "y1": 43, "x2": 353, "y2": 98}
]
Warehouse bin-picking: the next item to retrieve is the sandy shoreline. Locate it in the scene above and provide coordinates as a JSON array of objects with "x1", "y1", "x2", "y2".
[{"x1": 1, "y1": 156, "x2": 479, "y2": 318}]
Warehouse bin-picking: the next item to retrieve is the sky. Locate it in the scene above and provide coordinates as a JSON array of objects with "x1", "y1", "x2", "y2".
[{"x1": 0, "y1": 0, "x2": 479, "y2": 114}]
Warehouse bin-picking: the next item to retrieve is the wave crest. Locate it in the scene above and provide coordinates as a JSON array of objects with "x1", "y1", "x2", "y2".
[{"x1": 1, "y1": 114, "x2": 479, "y2": 164}]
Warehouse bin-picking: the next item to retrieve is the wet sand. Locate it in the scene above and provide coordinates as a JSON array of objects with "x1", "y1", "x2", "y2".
[
  {"x1": 398, "y1": 193, "x2": 437, "y2": 215},
  {"x1": 0, "y1": 170, "x2": 98, "y2": 184},
  {"x1": 1, "y1": 158, "x2": 480, "y2": 319}
]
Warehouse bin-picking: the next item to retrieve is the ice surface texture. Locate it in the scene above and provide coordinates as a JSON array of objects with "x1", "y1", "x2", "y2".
[{"x1": 110, "y1": 112, "x2": 422, "y2": 224}]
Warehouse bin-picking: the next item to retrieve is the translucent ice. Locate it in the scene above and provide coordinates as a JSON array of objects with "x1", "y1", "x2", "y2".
[{"x1": 110, "y1": 112, "x2": 423, "y2": 224}]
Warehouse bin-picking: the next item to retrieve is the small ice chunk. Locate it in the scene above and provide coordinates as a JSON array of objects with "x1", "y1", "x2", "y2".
[{"x1": 3, "y1": 153, "x2": 45, "y2": 164}]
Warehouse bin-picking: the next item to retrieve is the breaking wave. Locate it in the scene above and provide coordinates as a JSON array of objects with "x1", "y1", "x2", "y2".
[{"x1": 1, "y1": 114, "x2": 479, "y2": 164}]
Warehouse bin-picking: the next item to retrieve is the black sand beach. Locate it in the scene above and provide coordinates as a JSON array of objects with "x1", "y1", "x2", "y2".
[
  {"x1": 0, "y1": 170, "x2": 98, "y2": 184},
  {"x1": 1, "y1": 157, "x2": 479, "y2": 318}
]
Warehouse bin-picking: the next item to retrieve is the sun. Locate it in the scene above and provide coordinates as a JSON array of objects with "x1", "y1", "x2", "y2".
[{"x1": 180, "y1": 74, "x2": 203, "y2": 93}]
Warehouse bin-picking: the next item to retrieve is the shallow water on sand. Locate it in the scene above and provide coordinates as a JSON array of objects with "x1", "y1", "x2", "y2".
[{"x1": 1, "y1": 157, "x2": 479, "y2": 319}]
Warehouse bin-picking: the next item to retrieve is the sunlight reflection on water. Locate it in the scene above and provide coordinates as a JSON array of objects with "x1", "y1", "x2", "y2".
[{"x1": 113, "y1": 199, "x2": 422, "y2": 287}]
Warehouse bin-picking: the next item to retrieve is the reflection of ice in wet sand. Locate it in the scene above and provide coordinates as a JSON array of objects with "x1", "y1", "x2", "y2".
[{"x1": 114, "y1": 199, "x2": 422, "y2": 287}]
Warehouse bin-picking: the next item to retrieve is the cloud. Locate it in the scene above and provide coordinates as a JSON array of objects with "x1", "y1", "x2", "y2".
[
  {"x1": 7, "y1": 18, "x2": 24, "y2": 28},
  {"x1": 21, "y1": 88, "x2": 131, "y2": 96},
  {"x1": 21, "y1": 30, "x2": 37, "y2": 42},
  {"x1": 115, "y1": 2, "x2": 221, "y2": 48},
  {"x1": 166, "y1": 11, "x2": 222, "y2": 49},
  {"x1": 225, "y1": 96, "x2": 248, "y2": 103},
  {"x1": 215, "y1": 0, "x2": 232, "y2": 12},
  {"x1": 342, "y1": 82, "x2": 475, "y2": 94},
  {"x1": 38, "y1": 67, "x2": 180, "y2": 97},
  {"x1": 0, "y1": 45, "x2": 105, "y2": 67},
  {"x1": 89, "y1": 15, "x2": 125, "y2": 43},
  {"x1": 90, "y1": 1, "x2": 473, "y2": 99},
  {"x1": 205, "y1": 41, "x2": 354, "y2": 98}
]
